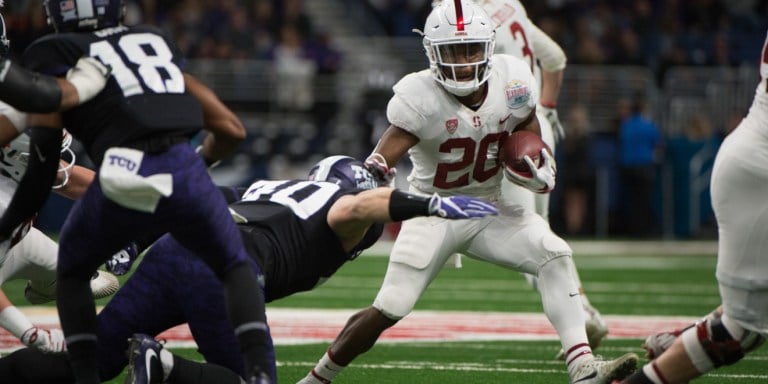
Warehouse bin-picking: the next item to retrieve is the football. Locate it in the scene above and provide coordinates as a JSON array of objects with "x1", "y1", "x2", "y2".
[{"x1": 499, "y1": 131, "x2": 550, "y2": 178}]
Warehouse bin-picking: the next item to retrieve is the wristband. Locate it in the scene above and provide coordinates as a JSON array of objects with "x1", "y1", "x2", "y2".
[
  {"x1": 0, "y1": 306, "x2": 34, "y2": 338},
  {"x1": 388, "y1": 190, "x2": 430, "y2": 222}
]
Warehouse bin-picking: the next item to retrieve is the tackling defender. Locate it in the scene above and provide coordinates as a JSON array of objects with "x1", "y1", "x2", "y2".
[
  {"x1": 0, "y1": 1, "x2": 270, "y2": 383},
  {"x1": 300, "y1": 2, "x2": 637, "y2": 384},
  {"x1": 0, "y1": 155, "x2": 498, "y2": 383},
  {"x1": 617, "y1": 29, "x2": 768, "y2": 384}
]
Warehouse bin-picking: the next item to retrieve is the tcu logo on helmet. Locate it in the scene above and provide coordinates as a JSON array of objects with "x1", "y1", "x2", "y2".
[
  {"x1": 350, "y1": 164, "x2": 378, "y2": 190},
  {"x1": 45, "y1": 0, "x2": 124, "y2": 32}
]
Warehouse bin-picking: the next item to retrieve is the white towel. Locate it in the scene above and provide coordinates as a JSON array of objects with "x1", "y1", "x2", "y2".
[{"x1": 99, "y1": 147, "x2": 173, "y2": 213}]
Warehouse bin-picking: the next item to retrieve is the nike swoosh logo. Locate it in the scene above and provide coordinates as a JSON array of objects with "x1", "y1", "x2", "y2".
[
  {"x1": 34, "y1": 145, "x2": 46, "y2": 162},
  {"x1": 569, "y1": 292, "x2": 580, "y2": 297},
  {"x1": 145, "y1": 348, "x2": 158, "y2": 382},
  {"x1": 498, "y1": 113, "x2": 513, "y2": 125},
  {"x1": 573, "y1": 368, "x2": 598, "y2": 383},
  {"x1": 323, "y1": 364, "x2": 341, "y2": 373}
]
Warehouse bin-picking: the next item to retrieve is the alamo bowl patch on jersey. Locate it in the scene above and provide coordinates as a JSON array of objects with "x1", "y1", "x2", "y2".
[{"x1": 504, "y1": 80, "x2": 531, "y2": 109}]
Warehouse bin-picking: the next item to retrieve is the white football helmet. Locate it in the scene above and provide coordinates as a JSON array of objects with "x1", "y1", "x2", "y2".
[
  {"x1": 421, "y1": 0, "x2": 495, "y2": 96},
  {"x1": 0, "y1": 129, "x2": 76, "y2": 189}
]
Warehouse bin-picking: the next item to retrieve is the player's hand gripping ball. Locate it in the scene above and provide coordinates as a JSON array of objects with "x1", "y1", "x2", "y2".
[{"x1": 499, "y1": 131, "x2": 556, "y2": 193}]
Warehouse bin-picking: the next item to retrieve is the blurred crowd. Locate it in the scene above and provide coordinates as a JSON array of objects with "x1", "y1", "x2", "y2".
[
  {"x1": 364, "y1": 0, "x2": 768, "y2": 84},
  {"x1": 6, "y1": 0, "x2": 763, "y2": 239},
  {"x1": 3, "y1": 1, "x2": 342, "y2": 73},
  {"x1": 4, "y1": 1, "x2": 767, "y2": 82}
]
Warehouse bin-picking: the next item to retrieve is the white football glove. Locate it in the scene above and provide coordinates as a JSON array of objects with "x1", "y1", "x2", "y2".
[
  {"x1": 540, "y1": 105, "x2": 566, "y2": 143},
  {"x1": 364, "y1": 153, "x2": 396, "y2": 188},
  {"x1": 66, "y1": 56, "x2": 111, "y2": 105},
  {"x1": 503, "y1": 148, "x2": 557, "y2": 193},
  {"x1": 21, "y1": 327, "x2": 66, "y2": 353}
]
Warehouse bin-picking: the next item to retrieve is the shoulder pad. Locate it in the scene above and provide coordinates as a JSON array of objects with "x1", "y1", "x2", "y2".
[{"x1": 391, "y1": 70, "x2": 443, "y2": 118}]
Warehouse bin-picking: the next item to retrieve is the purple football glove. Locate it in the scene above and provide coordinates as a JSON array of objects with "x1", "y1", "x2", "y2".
[
  {"x1": 105, "y1": 241, "x2": 138, "y2": 276},
  {"x1": 428, "y1": 193, "x2": 499, "y2": 219}
]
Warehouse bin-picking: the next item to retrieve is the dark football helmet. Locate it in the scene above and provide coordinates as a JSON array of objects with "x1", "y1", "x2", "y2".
[
  {"x1": 43, "y1": 0, "x2": 125, "y2": 33},
  {"x1": 0, "y1": 13, "x2": 10, "y2": 56},
  {"x1": 308, "y1": 155, "x2": 379, "y2": 190}
]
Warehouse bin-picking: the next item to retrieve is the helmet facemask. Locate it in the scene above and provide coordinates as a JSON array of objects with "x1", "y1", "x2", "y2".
[
  {"x1": 421, "y1": 0, "x2": 495, "y2": 97},
  {"x1": 0, "y1": 129, "x2": 77, "y2": 189}
]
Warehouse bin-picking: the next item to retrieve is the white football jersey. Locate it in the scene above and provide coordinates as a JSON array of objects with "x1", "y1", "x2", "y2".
[
  {"x1": 387, "y1": 54, "x2": 538, "y2": 198},
  {"x1": 481, "y1": 0, "x2": 539, "y2": 81},
  {"x1": 481, "y1": 0, "x2": 567, "y2": 100}
]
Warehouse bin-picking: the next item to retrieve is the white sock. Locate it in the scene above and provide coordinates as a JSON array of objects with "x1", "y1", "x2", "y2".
[
  {"x1": 565, "y1": 344, "x2": 593, "y2": 376},
  {"x1": 159, "y1": 348, "x2": 175, "y2": 382},
  {"x1": 537, "y1": 256, "x2": 590, "y2": 366},
  {"x1": 642, "y1": 362, "x2": 666, "y2": 384},
  {"x1": 308, "y1": 351, "x2": 345, "y2": 383}
]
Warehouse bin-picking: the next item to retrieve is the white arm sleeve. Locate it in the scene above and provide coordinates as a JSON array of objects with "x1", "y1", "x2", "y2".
[
  {"x1": 529, "y1": 23, "x2": 567, "y2": 72},
  {"x1": 0, "y1": 305, "x2": 34, "y2": 338}
]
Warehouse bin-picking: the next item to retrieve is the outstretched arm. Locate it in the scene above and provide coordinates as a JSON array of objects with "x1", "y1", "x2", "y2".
[
  {"x1": 52, "y1": 164, "x2": 95, "y2": 200},
  {"x1": 0, "y1": 288, "x2": 64, "y2": 353},
  {"x1": 329, "y1": 188, "x2": 498, "y2": 252}
]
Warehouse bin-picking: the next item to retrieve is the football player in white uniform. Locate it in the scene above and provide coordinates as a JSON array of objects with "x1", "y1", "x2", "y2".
[
  {"x1": 0, "y1": 103, "x2": 120, "y2": 353},
  {"x1": 479, "y1": 0, "x2": 609, "y2": 358},
  {"x1": 299, "y1": 2, "x2": 638, "y2": 384},
  {"x1": 618, "y1": 30, "x2": 768, "y2": 384},
  {"x1": 0, "y1": 9, "x2": 117, "y2": 354}
]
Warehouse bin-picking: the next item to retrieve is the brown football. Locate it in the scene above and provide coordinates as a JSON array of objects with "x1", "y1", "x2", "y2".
[{"x1": 500, "y1": 131, "x2": 550, "y2": 178}]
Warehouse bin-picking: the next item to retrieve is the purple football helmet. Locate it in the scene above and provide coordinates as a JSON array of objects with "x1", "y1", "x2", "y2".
[
  {"x1": 43, "y1": 0, "x2": 125, "y2": 33},
  {"x1": 308, "y1": 155, "x2": 379, "y2": 190}
]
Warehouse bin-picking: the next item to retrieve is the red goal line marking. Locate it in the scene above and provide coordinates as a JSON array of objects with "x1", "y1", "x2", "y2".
[{"x1": 0, "y1": 308, "x2": 697, "y2": 351}]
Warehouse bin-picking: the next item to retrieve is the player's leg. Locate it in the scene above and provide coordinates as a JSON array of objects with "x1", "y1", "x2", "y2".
[
  {"x1": 56, "y1": 184, "x2": 140, "y2": 384},
  {"x1": 467, "y1": 212, "x2": 637, "y2": 383},
  {"x1": 126, "y1": 333, "x2": 245, "y2": 384},
  {"x1": 97, "y1": 235, "x2": 192, "y2": 381},
  {"x1": 500, "y1": 111, "x2": 609, "y2": 355},
  {"x1": 621, "y1": 308, "x2": 766, "y2": 384},
  {"x1": 119, "y1": 236, "x2": 250, "y2": 384},
  {"x1": 622, "y1": 109, "x2": 768, "y2": 384},
  {"x1": 173, "y1": 235, "x2": 273, "y2": 380},
  {"x1": 299, "y1": 216, "x2": 459, "y2": 384},
  {"x1": 158, "y1": 144, "x2": 271, "y2": 382},
  {"x1": 0, "y1": 227, "x2": 58, "y2": 302},
  {"x1": 0, "y1": 227, "x2": 118, "y2": 304},
  {"x1": 0, "y1": 347, "x2": 74, "y2": 383},
  {"x1": 642, "y1": 306, "x2": 722, "y2": 359}
]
